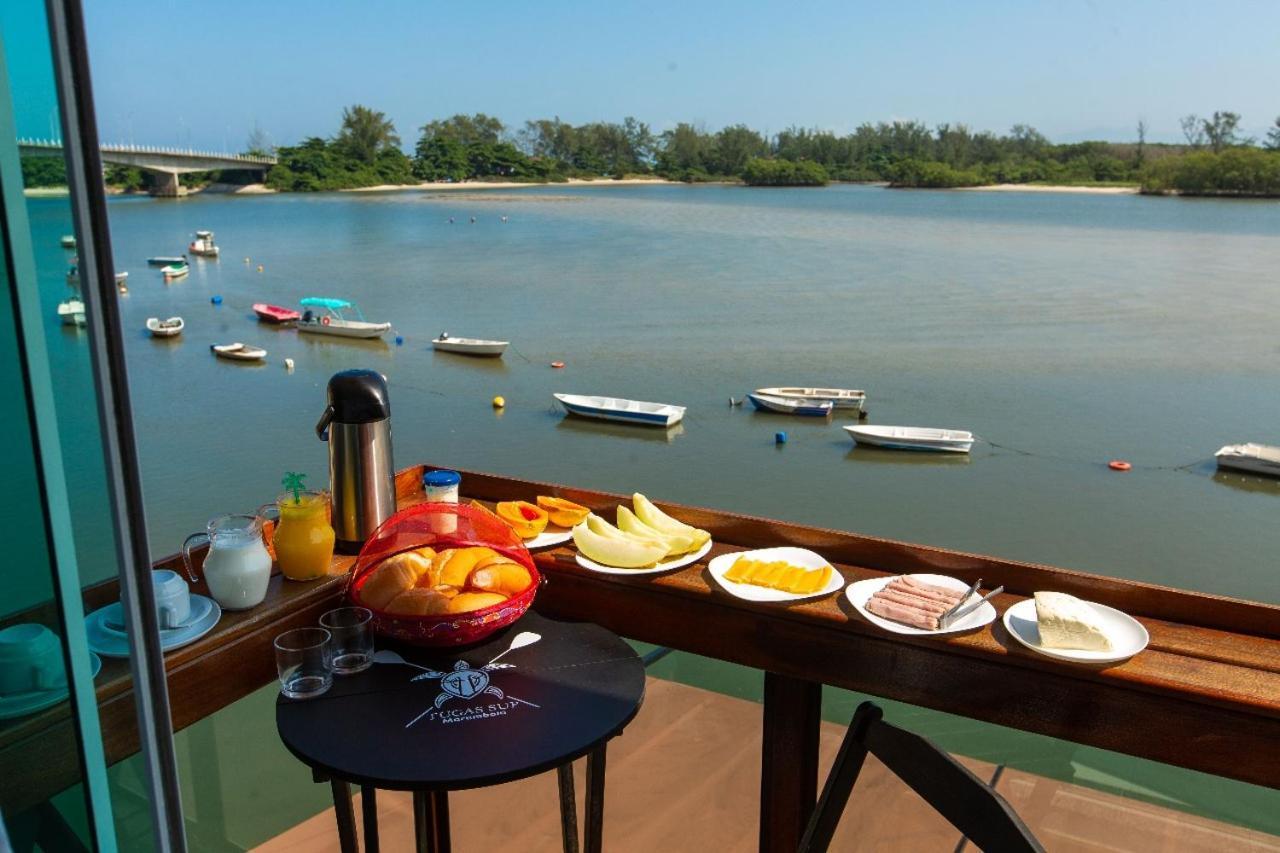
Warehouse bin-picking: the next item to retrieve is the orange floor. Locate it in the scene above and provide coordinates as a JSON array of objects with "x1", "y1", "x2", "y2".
[{"x1": 256, "y1": 677, "x2": 1279, "y2": 852}]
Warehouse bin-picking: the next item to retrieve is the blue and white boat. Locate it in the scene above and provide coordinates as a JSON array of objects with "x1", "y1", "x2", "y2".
[
  {"x1": 747, "y1": 391, "x2": 834, "y2": 417},
  {"x1": 297, "y1": 297, "x2": 391, "y2": 339},
  {"x1": 554, "y1": 393, "x2": 685, "y2": 428},
  {"x1": 844, "y1": 425, "x2": 974, "y2": 453}
]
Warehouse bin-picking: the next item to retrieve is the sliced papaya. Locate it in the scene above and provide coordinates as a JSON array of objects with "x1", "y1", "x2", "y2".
[
  {"x1": 536, "y1": 495, "x2": 590, "y2": 528},
  {"x1": 495, "y1": 500, "x2": 549, "y2": 539}
]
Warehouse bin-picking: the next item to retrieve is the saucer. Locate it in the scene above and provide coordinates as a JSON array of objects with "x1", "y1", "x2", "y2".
[
  {"x1": 100, "y1": 595, "x2": 215, "y2": 638},
  {"x1": 0, "y1": 652, "x2": 101, "y2": 720},
  {"x1": 86, "y1": 595, "x2": 221, "y2": 658}
]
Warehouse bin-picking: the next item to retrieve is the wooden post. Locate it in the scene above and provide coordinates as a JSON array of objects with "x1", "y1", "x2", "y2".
[{"x1": 759, "y1": 672, "x2": 822, "y2": 852}]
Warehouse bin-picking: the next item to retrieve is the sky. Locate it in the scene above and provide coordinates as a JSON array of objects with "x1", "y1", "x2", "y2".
[{"x1": 6, "y1": 0, "x2": 1280, "y2": 151}]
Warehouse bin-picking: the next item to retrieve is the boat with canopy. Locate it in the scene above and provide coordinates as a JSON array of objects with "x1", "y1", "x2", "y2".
[{"x1": 297, "y1": 297, "x2": 391, "y2": 339}]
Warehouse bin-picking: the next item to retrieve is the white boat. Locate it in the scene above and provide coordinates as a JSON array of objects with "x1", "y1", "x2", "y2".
[
  {"x1": 1215, "y1": 443, "x2": 1280, "y2": 478},
  {"x1": 747, "y1": 392, "x2": 833, "y2": 417},
  {"x1": 146, "y1": 316, "x2": 184, "y2": 338},
  {"x1": 188, "y1": 230, "x2": 219, "y2": 258},
  {"x1": 755, "y1": 387, "x2": 866, "y2": 411},
  {"x1": 60, "y1": 234, "x2": 76, "y2": 249},
  {"x1": 210, "y1": 343, "x2": 266, "y2": 362},
  {"x1": 162, "y1": 261, "x2": 189, "y2": 280},
  {"x1": 845, "y1": 425, "x2": 974, "y2": 453},
  {"x1": 57, "y1": 298, "x2": 85, "y2": 327},
  {"x1": 432, "y1": 333, "x2": 509, "y2": 357},
  {"x1": 297, "y1": 297, "x2": 391, "y2": 340},
  {"x1": 554, "y1": 393, "x2": 685, "y2": 428}
]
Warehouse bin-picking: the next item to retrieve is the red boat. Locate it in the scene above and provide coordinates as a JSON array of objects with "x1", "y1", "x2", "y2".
[{"x1": 253, "y1": 303, "x2": 300, "y2": 324}]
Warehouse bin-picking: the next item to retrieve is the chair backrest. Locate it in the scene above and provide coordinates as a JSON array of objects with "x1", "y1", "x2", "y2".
[{"x1": 798, "y1": 702, "x2": 1044, "y2": 853}]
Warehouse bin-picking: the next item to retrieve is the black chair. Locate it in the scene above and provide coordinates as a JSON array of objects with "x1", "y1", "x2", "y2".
[{"x1": 798, "y1": 702, "x2": 1044, "y2": 853}]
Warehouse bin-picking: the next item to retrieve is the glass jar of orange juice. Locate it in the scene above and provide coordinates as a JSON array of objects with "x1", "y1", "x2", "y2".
[{"x1": 262, "y1": 490, "x2": 335, "y2": 581}]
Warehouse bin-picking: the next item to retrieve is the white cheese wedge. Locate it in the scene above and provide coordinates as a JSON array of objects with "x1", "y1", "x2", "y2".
[{"x1": 1033, "y1": 591, "x2": 1113, "y2": 651}]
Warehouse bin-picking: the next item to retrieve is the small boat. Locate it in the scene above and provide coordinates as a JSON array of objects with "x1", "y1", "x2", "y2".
[
  {"x1": 755, "y1": 387, "x2": 866, "y2": 412},
  {"x1": 432, "y1": 332, "x2": 509, "y2": 358},
  {"x1": 66, "y1": 262, "x2": 79, "y2": 286},
  {"x1": 747, "y1": 392, "x2": 833, "y2": 417},
  {"x1": 57, "y1": 298, "x2": 85, "y2": 327},
  {"x1": 296, "y1": 297, "x2": 390, "y2": 339},
  {"x1": 1215, "y1": 443, "x2": 1280, "y2": 478},
  {"x1": 147, "y1": 256, "x2": 186, "y2": 266},
  {"x1": 845, "y1": 425, "x2": 974, "y2": 453},
  {"x1": 115, "y1": 271, "x2": 129, "y2": 293},
  {"x1": 253, "y1": 303, "x2": 301, "y2": 324},
  {"x1": 162, "y1": 261, "x2": 189, "y2": 280},
  {"x1": 146, "y1": 316, "x2": 184, "y2": 338},
  {"x1": 210, "y1": 343, "x2": 266, "y2": 362},
  {"x1": 60, "y1": 235, "x2": 76, "y2": 249},
  {"x1": 188, "y1": 230, "x2": 219, "y2": 258},
  {"x1": 554, "y1": 393, "x2": 685, "y2": 428}
]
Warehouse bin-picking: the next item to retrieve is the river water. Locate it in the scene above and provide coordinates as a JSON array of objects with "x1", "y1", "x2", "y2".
[{"x1": 26, "y1": 183, "x2": 1280, "y2": 835}]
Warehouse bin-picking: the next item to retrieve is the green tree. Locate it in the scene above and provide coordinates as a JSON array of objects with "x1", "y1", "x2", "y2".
[
  {"x1": 1201, "y1": 111, "x2": 1242, "y2": 153},
  {"x1": 413, "y1": 136, "x2": 469, "y2": 181},
  {"x1": 710, "y1": 125, "x2": 768, "y2": 175},
  {"x1": 420, "y1": 113, "x2": 505, "y2": 147},
  {"x1": 742, "y1": 157, "x2": 829, "y2": 186},
  {"x1": 1267, "y1": 117, "x2": 1280, "y2": 150},
  {"x1": 337, "y1": 105, "x2": 400, "y2": 165}
]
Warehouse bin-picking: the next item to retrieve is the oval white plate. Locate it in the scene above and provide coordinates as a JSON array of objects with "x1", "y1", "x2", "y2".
[
  {"x1": 575, "y1": 539, "x2": 713, "y2": 576},
  {"x1": 1003, "y1": 598, "x2": 1148, "y2": 664},
  {"x1": 522, "y1": 526, "x2": 573, "y2": 550},
  {"x1": 846, "y1": 573, "x2": 996, "y2": 636},
  {"x1": 708, "y1": 547, "x2": 844, "y2": 602}
]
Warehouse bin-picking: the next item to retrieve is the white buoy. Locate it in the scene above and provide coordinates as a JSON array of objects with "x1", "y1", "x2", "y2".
[{"x1": 284, "y1": 358, "x2": 294, "y2": 372}]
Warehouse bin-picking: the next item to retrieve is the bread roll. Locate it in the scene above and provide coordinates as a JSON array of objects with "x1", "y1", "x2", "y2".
[
  {"x1": 469, "y1": 563, "x2": 532, "y2": 596},
  {"x1": 385, "y1": 588, "x2": 451, "y2": 616},
  {"x1": 360, "y1": 554, "x2": 427, "y2": 609},
  {"x1": 446, "y1": 592, "x2": 507, "y2": 614},
  {"x1": 439, "y1": 547, "x2": 497, "y2": 587}
]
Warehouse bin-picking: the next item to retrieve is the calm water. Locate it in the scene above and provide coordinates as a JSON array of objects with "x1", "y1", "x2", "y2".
[
  {"x1": 34, "y1": 183, "x2": 1280, "y2": 602},
  {"x1": 25, "y1": 184, "x2": 1280, "y2": 836}
]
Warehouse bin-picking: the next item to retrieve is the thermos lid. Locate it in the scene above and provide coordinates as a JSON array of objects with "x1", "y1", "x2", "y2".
[
  {"x1": 325, "y1": 369, "x2": 390, "y2": 424},
  {"x1": 423, "y1": 469, "x2": 461, "y2": 488}
]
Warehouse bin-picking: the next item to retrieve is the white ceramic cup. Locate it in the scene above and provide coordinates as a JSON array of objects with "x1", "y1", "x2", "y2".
[
  {"x1": 0, "y1": 623, "x2": 65, "y2": 695},
  {"x1": 152, "y1": 569, "x2": 192, "y2": 628}
]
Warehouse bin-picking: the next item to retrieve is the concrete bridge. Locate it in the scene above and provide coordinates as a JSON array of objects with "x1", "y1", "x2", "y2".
[{"x1": 18, "y1": 138, "x2": 277, "y2": 196}]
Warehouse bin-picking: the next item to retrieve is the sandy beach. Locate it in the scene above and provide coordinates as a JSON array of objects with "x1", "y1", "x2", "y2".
[
  {"x1": 961, "y1": 183, "x2": 1140, "y2": 195},
  {"x1": 342, "y1": 177, "x2": 675, "y2": 193}
]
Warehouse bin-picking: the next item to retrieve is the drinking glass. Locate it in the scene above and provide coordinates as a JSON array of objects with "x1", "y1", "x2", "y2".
[
  {"x1": 274, "y1": 627, "x2": 333, "y2": 699},
  {"x1": 319, "y1": 607, "x2": 373, "y2": 675}
]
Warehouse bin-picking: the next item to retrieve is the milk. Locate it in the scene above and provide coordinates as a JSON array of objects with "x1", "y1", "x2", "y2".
[{"x1": 202, "y1": 529, "x2": 272, "y2": 610}]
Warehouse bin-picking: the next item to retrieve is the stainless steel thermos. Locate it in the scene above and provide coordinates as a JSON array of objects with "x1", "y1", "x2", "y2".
[{"x1": 316, "y1": 369, "x2": 396, "y2": 554}]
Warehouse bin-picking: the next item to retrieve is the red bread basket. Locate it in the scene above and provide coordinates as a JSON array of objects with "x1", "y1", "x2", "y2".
[{"x1": 347, "y1": 502, "x2": 540, "y2": 647}]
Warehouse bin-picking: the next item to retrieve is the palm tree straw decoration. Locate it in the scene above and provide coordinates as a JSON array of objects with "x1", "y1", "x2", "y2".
[{"x1": 282, "y1": 472, "x2": 307, "y2": 504}]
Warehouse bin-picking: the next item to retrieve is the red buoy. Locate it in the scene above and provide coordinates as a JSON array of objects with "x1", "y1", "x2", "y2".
[
  {"x1": 1108, "y1": 460, "x2": 1132, "y2": 472},
  {"x1": 551, "y1": 361, "x2": 565, "y2": 369}
]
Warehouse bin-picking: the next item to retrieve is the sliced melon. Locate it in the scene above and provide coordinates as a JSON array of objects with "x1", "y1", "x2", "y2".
[
  {"x1": 632, "y1": 493, "x2": 711, "y2": 549},
  {"x1": 585, "y1": 513, "x2": 629, "y2": 540},
  {"x1": 617, "y1": 505, "x2": 697, "y2": 555},
  {"x1": 572, "y1": 523, "x2": 668, "y2": 569}
]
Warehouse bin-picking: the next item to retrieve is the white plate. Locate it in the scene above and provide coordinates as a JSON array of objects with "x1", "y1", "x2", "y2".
[
  {"x1": 1003, "y1": 598, "x2": 1148, "y2": 664},
  {"x1": 708, "y1": 547, "x2": 844, "y2": 602},
  {"x1": 846, "y1": 573, "x2": 997, "y2": 636},
  {"x1": 522, "y1": 526, "x2": 573, "y2": 550},
  {"x1": 575, "y1": 539, "x2": 713, "y2": 576}
]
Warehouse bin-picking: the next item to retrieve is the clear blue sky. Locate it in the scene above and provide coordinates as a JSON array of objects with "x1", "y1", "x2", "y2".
[{"x1": 8, "y1": 0, "x2": 1280, "y2": 150}]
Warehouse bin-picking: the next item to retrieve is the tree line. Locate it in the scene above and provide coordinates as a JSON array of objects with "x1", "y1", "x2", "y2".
[{"x1": 18, "y1": 108, "x2": 1280, "y2": 196}]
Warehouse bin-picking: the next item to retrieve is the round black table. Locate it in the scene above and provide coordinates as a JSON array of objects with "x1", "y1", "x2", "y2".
[{"x1": 277, "y1": 611, "x2": 645, "y2": 853}]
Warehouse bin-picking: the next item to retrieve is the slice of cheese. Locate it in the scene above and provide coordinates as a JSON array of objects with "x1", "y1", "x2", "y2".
[{"x1": 1033, "y1": 592, "x2": 1113, "y2": 651}]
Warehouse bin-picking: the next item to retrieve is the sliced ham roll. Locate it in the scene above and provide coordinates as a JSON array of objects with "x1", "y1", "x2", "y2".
[
  {"x1": 873, "y1": 588, "x2": 951, "y2": 615},
  {"x1": 890, "y1": 576, "x2": 966, "y2": 606},
  {"x1": 866, "y1": 596, "x2": 940, "y2": 630}
]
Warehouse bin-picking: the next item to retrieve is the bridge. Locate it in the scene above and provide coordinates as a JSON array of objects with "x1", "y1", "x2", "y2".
[{"x1": 18, "y1": 138, "x2": 277, "y2": 196}]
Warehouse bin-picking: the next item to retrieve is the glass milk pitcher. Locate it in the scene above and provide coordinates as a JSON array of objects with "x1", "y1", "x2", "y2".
[{"x1": 182, "y1": 514, "x2": 273, "y2": 610}]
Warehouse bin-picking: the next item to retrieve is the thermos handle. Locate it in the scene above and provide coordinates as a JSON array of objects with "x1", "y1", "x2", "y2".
[{"x1": 315, "y1": 404, "x2": 335, "y2": 441}]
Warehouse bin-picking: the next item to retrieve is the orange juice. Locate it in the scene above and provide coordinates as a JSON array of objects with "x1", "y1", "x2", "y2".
[{"x1": 272, "y1": 491, "x2": 335, "y2": 581}]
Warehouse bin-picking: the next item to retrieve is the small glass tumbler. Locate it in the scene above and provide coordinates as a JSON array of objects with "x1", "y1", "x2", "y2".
[
  {"x1": 274, "y1": 627, "x2": 333, "y2": 699},
  {"x1": 319, "y1": 607, "x2": 374, "y2": 675}
]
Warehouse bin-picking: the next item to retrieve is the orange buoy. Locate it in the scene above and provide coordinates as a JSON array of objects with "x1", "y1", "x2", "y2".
[
  {"x1": 1108, "y1": 460, "x2": 1132, "y2": 472},
  {"x1": 550, "y1": 361, "x2": 565, "y2": 369}
]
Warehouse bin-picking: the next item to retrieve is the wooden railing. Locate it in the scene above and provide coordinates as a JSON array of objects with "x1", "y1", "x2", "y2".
[{"x1": 3, "y1": 463, "x2": 1277, "y2": 850}]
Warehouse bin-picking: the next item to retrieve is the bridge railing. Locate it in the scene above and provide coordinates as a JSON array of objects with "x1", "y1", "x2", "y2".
[{"x1": 16, "y1": 137, "x2": 276, "y2": 165}]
